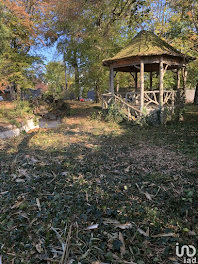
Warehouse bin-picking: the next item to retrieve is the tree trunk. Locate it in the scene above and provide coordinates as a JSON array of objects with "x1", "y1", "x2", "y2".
[
  {"x1": 16, "y1": 85, "x2": 21, "y2": 101},
  {"x1": 194, "y1": 83, "x2": 198, "y2": 105},
  {"x1": 73, "y1": 52, "x2": 80, "y2": 97},
  {"x1": 64, "y1": 53, "x2": 68, "y2": 91},
  {"x1": 95, "y1": 81, "x2": 100, "y2": 103},
  {"x1": 9, "y1": 85, "x2": 15, "y2": 101},
  {"x1": 10, "y1": 83, "x2": 17, "y2": 101}
]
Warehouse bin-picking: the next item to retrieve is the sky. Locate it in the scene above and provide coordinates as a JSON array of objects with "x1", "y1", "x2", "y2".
[{"x1": 29, "y1": 42, "x2": 62, "y2": 65}]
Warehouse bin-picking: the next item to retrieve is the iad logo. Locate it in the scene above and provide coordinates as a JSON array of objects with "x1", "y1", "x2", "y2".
[{"x1": 176, "y1": 243, "x2": 197, "y2": 263}]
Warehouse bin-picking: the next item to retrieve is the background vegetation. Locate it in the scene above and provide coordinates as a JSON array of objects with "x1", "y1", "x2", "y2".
[{"x1": 0, "y1": 0, "x2": 197, "y2": 99}]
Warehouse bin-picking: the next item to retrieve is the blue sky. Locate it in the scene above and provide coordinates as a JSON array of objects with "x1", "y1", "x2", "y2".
[{"x1": 29, "y1": 42, "x2": 62, "y2": 65}]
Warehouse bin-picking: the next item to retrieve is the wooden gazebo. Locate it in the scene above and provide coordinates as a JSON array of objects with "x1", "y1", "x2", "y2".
[{"x1": 102, "y1": 30, "x2": 195, "y2": 122}]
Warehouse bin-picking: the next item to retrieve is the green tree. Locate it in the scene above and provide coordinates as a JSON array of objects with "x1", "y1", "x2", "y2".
[
  {"x1": 44, "y1": 0, "x2": 148, "y2": 100},
  {"x1": 45, "y1": 61, "x2": 66, "y2": 97},
  {"x1": 140, "y1": 0, "x2": 198, "y2": 90}
]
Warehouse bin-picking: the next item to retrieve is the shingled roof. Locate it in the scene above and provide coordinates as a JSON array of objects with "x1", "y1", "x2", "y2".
[{"x1": 103, "y1": 30, "x2": 194, "y2": 66}]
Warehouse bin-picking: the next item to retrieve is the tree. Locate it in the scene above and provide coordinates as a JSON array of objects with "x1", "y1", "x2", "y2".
[
  {"x1": 139, "y1": 0, "x2": 198, "y2": 92},
  {"x1": 45, "y1": 61, "x2": 66, "y2": 97},
  {"x1": 0, "y1": 0, "x2": 43, "y2": 97},
  {"x1": 43, "y1": 0, "x2": 149, "y2": 100},
  {"x1": 167, "y1": 0, "x2": 198, "y2": 101}
]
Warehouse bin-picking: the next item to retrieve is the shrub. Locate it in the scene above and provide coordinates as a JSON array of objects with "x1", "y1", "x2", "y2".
[
  {"x1": 104, "y1": 103, "x2": 125, "y2": 123},
  {"x1": 30, "y1": 94, "x2": 71, "y2": 118}
]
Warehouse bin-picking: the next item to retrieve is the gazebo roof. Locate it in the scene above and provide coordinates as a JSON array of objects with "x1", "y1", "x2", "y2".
[{"x1": 103, "y1": 30, "x2": 195, "y2": 68}]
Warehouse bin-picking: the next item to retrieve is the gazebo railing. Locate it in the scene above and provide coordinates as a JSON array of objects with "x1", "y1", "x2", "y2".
[
  {"x1": 102, "y1": 93, "x2": 114, "y2": 109},
  {"x1": 102, "y1": 90, "x2": 180, "y2": 121},
  {"x1": 125, "y1": 92, "x2": 140, "y2": 105},
  {"x1": 144, "y1": 90, "x2": 177, "y2": 107},
  {"x1": 125, "y1": 90, "x2": 177, "y2": 108},
  {"x1": 102, "y1": 93, "x2": 142, "y2": 120}
]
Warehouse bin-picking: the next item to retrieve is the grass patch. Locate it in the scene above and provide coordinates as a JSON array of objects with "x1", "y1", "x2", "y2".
[{"x1": 0, "y1": 101, "x2": 34, "y2": 128}]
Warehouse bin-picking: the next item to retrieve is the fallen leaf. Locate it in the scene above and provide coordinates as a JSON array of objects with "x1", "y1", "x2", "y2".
[
  {"x1": 85, "y1": 224, "x2": 99, "y2": 230},
  {"x1": 35, "y1": 242, "x2": 43, "y2": 253},
  {"x1": 11, "y1": 200, "x2": 24, "y2": 209},
  {"x1": 18, "y1": 168, "x2": 28, "y2": 176},
  {"x1": 0, "y1": 191, "x2": 9, "y2": 195},
  {"x1": 119, "y1": 232, "x2": 126, "y2": 257},
  {"x1": 36, "y1": 198, "x2": 41, "y2": 211},
  {"x1": 115, "y1": 223, "x2": 133, "y2": 229},
  {"x1": 18, "y1": 212, "x2": 29, "y2": 219},
  {"x1": 61, "y1": 171, "x2": 68, "y2": 176},
  {"x1": 136, "y1": 184, "x2": 153, "y2": 201},
  {"x1": 80, "y1": 249, "x2": 90, "y2": 259},
  {"x1": 29, "y1": 156, "x2": 38, "y2": 164},
  {"x1": 124, "y1": 166, "x2": 130, "y2": 172},
  {"x1": 144, "y1": 192, "x2": 152, "y2": 201},
  {"x1": 135, "y1": 183, "x2": 143, "y2": 192},
  {"x1": 103, "y1": 218, "x2": 120, "y2": 225},
  {"x1": 15, "y1": 179, "x2": 25, "y2": 183},
  {"x1": 152, "y1": 232, "x2": 177, "y2": 238},
  {"x1": 137, "y1": 228, "x2": 149, "y2": 237},
  {"x1": 188, "y1": 231, "x2": 196, "y2": 236},
  {"x1": 51, "y1": 227, "x2": 65, "y2": 251},
  {"x1": 113, "y1": 170, "x2": 120, "y2": 174}
]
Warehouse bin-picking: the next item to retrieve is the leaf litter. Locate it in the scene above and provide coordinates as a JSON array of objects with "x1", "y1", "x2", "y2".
[{"x1": 0, "y1": 102, "x2": 198, "y2": 263}]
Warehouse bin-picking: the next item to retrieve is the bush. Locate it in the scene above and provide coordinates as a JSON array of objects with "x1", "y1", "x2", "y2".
[
  {"x1": 104, "y1": 103, "x2": 125, "y2": 123},
  {"x1": 90, "y1": 111, "x2": 103, "y2": 121},
  {"x1": 90, "y1": 103, "x2": 125, "y2": 123},
  {"x1": 0, "y1": 100, "x2": 34, "y2": 127},
  {"x1": 16, "y1": 100, "x2": 33, "y2": 116},
  {"x1": 30, "y1": 94, "x2": 71, "y2": 118}
]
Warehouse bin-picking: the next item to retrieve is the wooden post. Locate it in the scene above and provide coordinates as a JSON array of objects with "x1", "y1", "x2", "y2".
[
  {"x1": 176, "y1": 69, "x2": 180, "y2": 90},
  {"x1": 135, "y1": 72, "x2": 138, "y2": 92},
  {"x1": 109, "y1": 66, "x2": 114, "y2": 94},
  {"x1": 159, "y1": 57, "x2": 164, "y2": 123},
  {"x1": 116, "y1": 74, "x2": 120, "y2": 94},
  {"x1": 171, "y1": 91, "x2": 175, "y2": 113},
  {"x1": 140, "y1": 60, "x2": 144, "y2": 112},
  {"x1": 194, "y1": 83, "x2": 198, "y2": 105},
  {"x1": 127, "y1": 107, "x2": 130, "y2": 121},
  {"x1": 182, "y1": 66, "x2": 187, "y2": 103},
  {"x1": 150, "y1": 72, "x2": 153, "y2": 90}
]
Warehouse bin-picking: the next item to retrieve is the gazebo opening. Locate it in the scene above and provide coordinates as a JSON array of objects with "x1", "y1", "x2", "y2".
[{"x1": 102, "y1": 30, "x2": 195, "y2": 123}]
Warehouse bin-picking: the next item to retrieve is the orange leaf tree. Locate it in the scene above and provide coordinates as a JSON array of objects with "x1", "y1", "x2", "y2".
[{"x1": 0, "y1": 0, "x2": 43, "y2": 95}]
